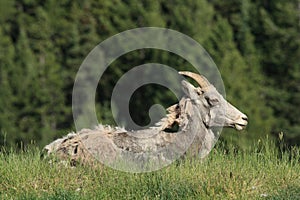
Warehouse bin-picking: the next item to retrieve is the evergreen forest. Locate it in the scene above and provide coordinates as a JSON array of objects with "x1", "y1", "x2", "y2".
[{"x1": 0, "y1": 0, "x2": 299, "y2": 150}]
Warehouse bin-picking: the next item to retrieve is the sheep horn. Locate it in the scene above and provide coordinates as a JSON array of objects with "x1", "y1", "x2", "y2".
[{"x1": 179, "y1": 71, "x2": 210, "y2": 89}]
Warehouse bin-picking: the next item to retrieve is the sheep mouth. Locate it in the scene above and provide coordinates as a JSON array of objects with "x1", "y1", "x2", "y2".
[{"x1": 234, "y1": 123, "x2": 247, "y2": 131}]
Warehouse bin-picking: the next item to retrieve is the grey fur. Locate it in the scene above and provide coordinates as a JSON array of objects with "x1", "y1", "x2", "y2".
[{"x1": 44, "y1": 72, "x2": 248, "y2": 168}]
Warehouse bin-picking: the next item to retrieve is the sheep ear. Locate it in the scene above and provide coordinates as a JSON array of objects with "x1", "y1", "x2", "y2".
[{"x1": 181, "y1": 80, "x2": 199, "y2": 99}]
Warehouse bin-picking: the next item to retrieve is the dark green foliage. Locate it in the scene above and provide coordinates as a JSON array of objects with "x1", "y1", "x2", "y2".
[
  {"x1": 248, "y1": 0, "x2": 300, "y2": 144},
  {"x1": 0, "y1": 0, "x2": 299, "y2": 148}
]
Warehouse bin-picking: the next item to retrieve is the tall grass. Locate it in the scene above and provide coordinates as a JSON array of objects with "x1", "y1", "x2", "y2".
[{"x1": 0, "y1": 137, "x2": 299, "y2": 200}]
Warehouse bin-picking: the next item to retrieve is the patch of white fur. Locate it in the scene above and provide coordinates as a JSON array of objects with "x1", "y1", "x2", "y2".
[{"x1": 44, "y1": 132, "x2": 77, "y2": 154}]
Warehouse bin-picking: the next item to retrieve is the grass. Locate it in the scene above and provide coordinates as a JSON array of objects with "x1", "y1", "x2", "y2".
[{"x1": 0, "y1": 137, "x2": 300, "y2": 200}]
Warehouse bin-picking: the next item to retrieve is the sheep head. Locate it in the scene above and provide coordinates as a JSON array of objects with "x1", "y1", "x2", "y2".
[{"x1": 179, "y1": 71, "x2": 248, "y2": 131}]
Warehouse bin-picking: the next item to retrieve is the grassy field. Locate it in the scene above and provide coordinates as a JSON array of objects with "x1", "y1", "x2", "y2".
[{"x1": 0, "y1": 138, "x2": 300, "y2": 200}]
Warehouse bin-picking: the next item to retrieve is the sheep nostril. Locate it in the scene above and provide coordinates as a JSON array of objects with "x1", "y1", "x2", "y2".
[{"x1": 242, "y1": 116, "x2": 248, "y2": 121}]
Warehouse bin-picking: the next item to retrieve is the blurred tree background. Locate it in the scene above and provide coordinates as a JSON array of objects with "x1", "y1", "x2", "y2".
[{"x1": 0, "y1": 0, "x2": 299, "y2": 149}]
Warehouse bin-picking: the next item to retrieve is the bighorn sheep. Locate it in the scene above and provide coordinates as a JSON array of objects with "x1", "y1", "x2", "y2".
[{"x1": 44, "y1": 71, "x2": 248, "y2": 169}]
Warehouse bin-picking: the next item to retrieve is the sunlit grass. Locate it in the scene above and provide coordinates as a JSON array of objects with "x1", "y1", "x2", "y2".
[{"x1": 0, "y1": 137, "x2": 299, "y2": 200}]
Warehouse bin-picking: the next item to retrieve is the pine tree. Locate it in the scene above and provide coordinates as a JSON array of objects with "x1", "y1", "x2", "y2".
[
  {"x1": 0, "y1": 27, "x2": 17, "y2": 146},
  {"x1": 250, "y1": 0, "x2": 300, "y2": 144}
]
